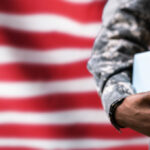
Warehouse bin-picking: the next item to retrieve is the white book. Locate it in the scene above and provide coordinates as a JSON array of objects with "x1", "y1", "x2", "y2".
[{"x1": 132, "y1": 51, "x2": 150, "y2": 93}]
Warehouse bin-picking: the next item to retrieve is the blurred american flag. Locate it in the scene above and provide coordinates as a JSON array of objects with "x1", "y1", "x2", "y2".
[{"x1": 0, "y1": 0, "x2": 148, "y2": 149}]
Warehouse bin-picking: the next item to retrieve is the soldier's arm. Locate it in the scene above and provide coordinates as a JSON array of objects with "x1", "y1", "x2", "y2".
[{"x1": 88, "y1": 0, "x2": 150, "y2": 131}]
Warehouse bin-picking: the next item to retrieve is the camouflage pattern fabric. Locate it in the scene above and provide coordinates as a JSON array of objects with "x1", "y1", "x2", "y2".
[{"x1": 87, "y1": 0, "x2": 150, "y2": 117}]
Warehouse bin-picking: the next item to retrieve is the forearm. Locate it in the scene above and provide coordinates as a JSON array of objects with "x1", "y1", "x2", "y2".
[{"x1": 101, "y1": 70, "x2": 135, "y2": 114}]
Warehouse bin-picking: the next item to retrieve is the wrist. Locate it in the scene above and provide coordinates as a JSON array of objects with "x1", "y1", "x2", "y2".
[{"x1": 115, "y1": 101, "x2": 127, "y2": 128}]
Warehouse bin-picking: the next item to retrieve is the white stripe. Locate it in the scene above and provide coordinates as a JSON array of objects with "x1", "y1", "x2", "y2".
[
  {"x1": 0, "y1": 138, "x2": 148, "y2": 149},
  {"x1": 0, "y1": 78, "x2": 96, "y2": 97},
  {"x1": 0, "y1": 46, "x2": 91, "y2": 64},
  {"x1": 0, "y1": 13, "x2": 101, "y2": 38},
  {"x1": 0, "y1": 110, "x2": 109, "y2": 124}
]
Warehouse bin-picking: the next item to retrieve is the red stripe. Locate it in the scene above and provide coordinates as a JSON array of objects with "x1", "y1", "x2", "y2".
[
  {"x1": 0, "y1": 124, "x2": 144, "y2": 139},
  {"x1": 0, "y1": 0, "x2": 106, "y2": 23},
  {"x1": 0, "y1": 28, "x2": 94, "y2": 49},
  {"x1": 0, "y1": 60, "x2": 91, "y2": 81},
  {"x1": 101, "y1": 145, "x2": 148, "y2": 150},
  {"x1": 0, "y1": 92, "x2": 102, "y2": 111}
]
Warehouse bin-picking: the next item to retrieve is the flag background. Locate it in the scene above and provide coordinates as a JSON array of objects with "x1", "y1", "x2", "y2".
[{"x1": 0, "y1": 0, "x2": 148, "y2": 149}]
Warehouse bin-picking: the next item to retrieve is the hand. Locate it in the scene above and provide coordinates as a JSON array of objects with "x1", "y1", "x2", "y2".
[{"x1": 115, "y1": 91, "x2": 150, "y2": 136}]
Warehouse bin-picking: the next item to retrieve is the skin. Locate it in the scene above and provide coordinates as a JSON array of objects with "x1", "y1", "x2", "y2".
[{"x1": 115, "y1": 91, "x2": 150, "y2": 136}]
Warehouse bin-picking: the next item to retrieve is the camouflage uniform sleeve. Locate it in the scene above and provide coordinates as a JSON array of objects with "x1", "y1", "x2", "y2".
[{"x1": 87, "y1": 0, "x2": 150, "y2": 116}]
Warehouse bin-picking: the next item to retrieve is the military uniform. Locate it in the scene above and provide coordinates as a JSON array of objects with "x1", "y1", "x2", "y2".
[{"x1": 87, "y1": 0, "x2": 150, "y2": 129}]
